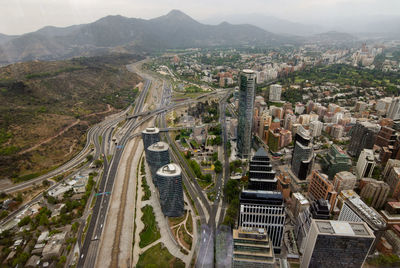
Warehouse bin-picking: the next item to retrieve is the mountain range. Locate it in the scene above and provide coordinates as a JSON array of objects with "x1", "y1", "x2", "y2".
[
  {"x1": 0, "y1": 10, "x2": 290, "y2": 65},
  {"x1": 0, "y1": 10, "x2": 361, "y2": 65}
]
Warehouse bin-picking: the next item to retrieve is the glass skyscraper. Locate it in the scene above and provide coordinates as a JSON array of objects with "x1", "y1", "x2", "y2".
[{"x1": 237, "y1": 69, "x2": 256, "y2": 159}]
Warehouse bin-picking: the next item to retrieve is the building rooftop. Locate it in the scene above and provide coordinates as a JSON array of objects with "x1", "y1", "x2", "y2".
[
  {"x1": 293, "y1": 192, "x2": 309, "y2": 205},
  {"x1": 156, "y1": 163, "x2": 181, "y2": 177},
  {"x1": 147, "y1": 141, "x2": 169, "y2": 152},
  {"x1": 314, "y1": 220, "x2": 374, "y2": 237},
  {"x1": 346, "y1": 196, "x2": 386, "y2": 230},
  {"x1": 142, "y1": 127, "x2": 160, "y2": 134},
  {"x1": 242, "y1": 69, "x2": 255, "y2": 74},
  {"x1": 254, "y1": 147, "x2": 268, "y2": 158},
  {"x1": 240, "y1": 190, "x2": 283, "y2": 205}
]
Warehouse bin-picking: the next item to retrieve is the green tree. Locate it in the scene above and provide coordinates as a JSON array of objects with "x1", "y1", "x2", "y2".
[{"x1": 18, "y1": 216, "x2": 31, "y2": 227}]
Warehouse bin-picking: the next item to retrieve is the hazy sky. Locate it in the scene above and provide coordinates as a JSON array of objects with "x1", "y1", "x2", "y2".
[{"x1": 1, "y1": 0, "x2": 399, "y2": 35}]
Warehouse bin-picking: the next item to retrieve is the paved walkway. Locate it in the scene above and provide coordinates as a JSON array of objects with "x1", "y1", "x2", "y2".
[{"x1": 132, "y1": 158, "x2": 198, "y2": 267}]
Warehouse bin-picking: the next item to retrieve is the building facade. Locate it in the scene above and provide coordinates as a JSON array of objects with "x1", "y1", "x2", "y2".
[
  {"x1": 269, "y1": 84, "x2": 282, "y2": 102},
  {"x1": 239, "y1": 190, "x2": 285, "y2": 253},
  {"x1": 156, "y1": 163, "x2": 184, "y2": 217},
  {"x1": 348, "y1": 122, "x2": 380, "y2": 157},
  {"x1": 232, "y1": 227, "x2": 275, "y2": 268},
  {"x1": 307, "y1": 170, "x2": 337, "y2": 211},
  {"x1": 300, "y1": 220, "x2": 375, "y2": 268},
  {"x1": 237, "y1": 69, "x2": 256, "y2": 159},
  {"x1": 322, "y1": 145, "x2": 352, "y2": 179},
  {"x1": 291, "y1": 128, "x2": 314, "y2": 181},
  {"x1": 332, "y1": 171, "x2": 357, "y2": 193},
  {"x1": 146, "y1": 141, "x2": 170, "y2": 186},
  {"x1": 248, "y1": 148, "x2": 277, "y2": 191},
  {"x1": 356, "y1": 149, "x2": 376, "y2": 179}
]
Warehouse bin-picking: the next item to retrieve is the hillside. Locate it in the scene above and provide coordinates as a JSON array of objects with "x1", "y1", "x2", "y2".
[
  {"x1": 0, "y1": 10, "x2": 292, "y2": 65},
  {"x1": 0, "y1": 53, "x2": 143, "y2": 181}
]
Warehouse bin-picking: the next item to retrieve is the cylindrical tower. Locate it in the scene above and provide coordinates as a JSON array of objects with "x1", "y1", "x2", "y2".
[
  {"x1": 156, "y1": 163, "x2": 184, "y2": 217},
  {"x1": 147, "y1": 141, "x2": 170, "y2": 187}
]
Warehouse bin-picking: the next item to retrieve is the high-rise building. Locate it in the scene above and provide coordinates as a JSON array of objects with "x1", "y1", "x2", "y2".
[
  {"x1": 269, "y1": 84, "x2": 282, "y2": 102},
  {"x1": 307, "y1": 170, "x2": 337, "y2": 211},
  {"x1": 375, "y1": 126, "x2": 397, "y2": 148},
  {"x1": 332, "y1": 171, "x2": 357, "y2": 193},
  {"x1": 384, "y1": 159, "x2": 400, "y2": 178},
  {"x1": 309, "y1": 120, "x2": 323, "y2": 137},
  {"x1": 388, "y1": 97, "x2": 400, "y2": 120},
  {"x1": 146, "y1": 141, "x2": 170, "y2": 186},
  {"x1": 142, "y1": 127, "x2": 161, "y2": 156},
  {"x1": 322, "y1": 145, "x2": 352, "y2": 179},
  {"x1": 292, "y1": 192, "x2": 310, "y2": 218},
  {"x1": 348, "y1": 122, "x2": 380, "y2": 157},
  {"x1": 359, "y1": 179, "x2": 390, "y2": 209},
  {"x1": 291, "y1": 127, "x2": 314, "y2": 181},
  {"x1": 232, "y1": 227, "x2": 275, "y2": 268},
  {"x1": 237, "y1": 69, "x2": 256, "y2": 159},
  {"x1": 300, "y1": 220, "x2": 375, "y2": 268},
  {"x1": 338, "y1": 193, "x2": 386, "y2": 252},
  {"x1": 248, "y1": 148, "x2": 277, "y2": 191},
  {"x1": 156, "y1": 163, "x2": 184, "y2": 217},
  {"x1": 356, "y1": 149, "x2": 376, "y2": 179},
  {"x1": 386, "y1": 167, "x2": 400, "y2": 199},
  {"x1": 239, "y1": 190, "x2": 285, "y2": 253},
  {"x1": 295, "y1": 199, "x2": 330, "y2": 254}
]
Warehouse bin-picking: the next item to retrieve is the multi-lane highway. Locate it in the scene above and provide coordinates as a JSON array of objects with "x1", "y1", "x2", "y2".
[{"x1": 78, "y1": 78, "x2": 151, "y2": 267}]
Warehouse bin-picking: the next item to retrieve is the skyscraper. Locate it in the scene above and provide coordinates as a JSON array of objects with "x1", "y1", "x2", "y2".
[
  {"x1": 142, "y1": 127, "x2": 161, "y2": 157},
  {"x1": 156, "y1": 163, "x2": 184, "y2": 217},
  {"x1": 239, "y1": 190, "x2": 285, "y2": 253},
  {"x1": 291, "y1": 127, "x2": 314, "y2": 180},
  {"x1": 146, "y1": 141, "x2": 170, "y2": 186},
  {"x1": 348, "y1": 122, "x2": 380, "y2": 157},
  {"x1": 300, "y1": 220, "x2": 375, "y2": 268},
  {"x1": 237, "y1": 69, "x2": 256, "y2": 159},
  {"x1": 307, "y1": 170, "x2": 337, "y2": 211},
  {"x1": 248, "y1": 148, "x2": 277, "y2": 191}
]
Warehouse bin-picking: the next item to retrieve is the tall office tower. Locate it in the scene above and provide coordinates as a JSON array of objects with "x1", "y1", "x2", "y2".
[
  {"x1": 269, "y1": 84, "x2": 282, "y2": 102},
  {"x1": 146, "y1": 141, "x2": 170, "y2": 186},
  {"x1": 248, "y1": 148, "x2": 277, "y2": 191},
  {"x1": 359, "y1": 179, "x2": 390, "y2": 209},
  {"x1": 386, "y1": 167, "x2": 400, "y2": 199},
  {"x1": 239, "y1": 190, "x2": 285, "y2": 253},
  {"x1": 232, "y1": 227, "x2": 275, "y2": 268},
  {"x1": 338, "y1": 194, "x2": 386, "y2": 253},
  {"x1": 142, "y1": 127, "x2": 161, "y2": 158},
  {"x1": 237, "y1": 69, "x2": 256, "y2": 159},
  {"x1": 388, "y1": 97, "x2": 400, "y2": 120},
  {"x1": 300, "y1": 220, "x2": 375, "y2": 268},
  {"x1": 332, "y1": 171, "x2": 357, "y2": 193},
  {"x1": 155, "y1": 163, "x2": 184, "y2": 217},
  {"x1": 348, "y1": 122, "x2": 380, "y2": 157},
  {"x1": 291, "y1": 127, "x2": 314, "y2": 180},
  {"x1": 307, "y1": 171, "x2": 337, "y2": 211},
  {"x1": 295, "y1": 199, "x2": 330, "y2": 254},
  {"x1": 356, "y1": 149, "x2": 376, "y2": 179},
  {"x1": 322, "y1": 145, "x2": 352, "y2": 179}
]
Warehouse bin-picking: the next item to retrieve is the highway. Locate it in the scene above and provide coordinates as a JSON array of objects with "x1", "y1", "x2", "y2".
[{"x1": 78, "y1": 78, "x2": 151, "y2": 267}]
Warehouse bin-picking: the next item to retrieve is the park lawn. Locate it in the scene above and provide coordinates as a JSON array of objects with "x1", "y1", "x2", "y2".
[
  {"x1": 139, "y1": 205, "x2": 161, "y2": 248},
  {"x1": 137, "y1": 242, "x2": 185, "y2": 268}
]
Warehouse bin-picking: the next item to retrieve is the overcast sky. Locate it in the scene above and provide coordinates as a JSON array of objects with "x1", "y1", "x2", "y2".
[{"x1": 1, "y1": 0, "x2": 399, "y2": 35}]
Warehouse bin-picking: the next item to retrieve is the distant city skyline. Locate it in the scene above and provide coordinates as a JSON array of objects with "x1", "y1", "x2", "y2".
[{"x1": 1, "y1": 0, "x2": 400, "y2": 35}]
